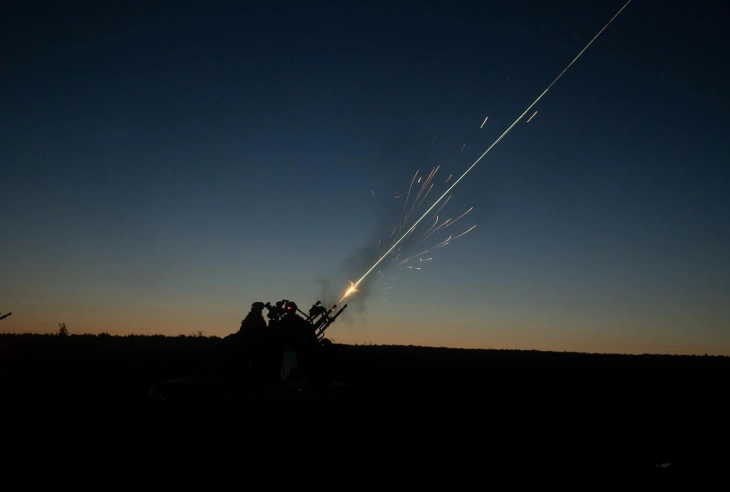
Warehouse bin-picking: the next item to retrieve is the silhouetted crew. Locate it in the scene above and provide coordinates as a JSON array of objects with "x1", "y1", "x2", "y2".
[{"x1": 239, "y1": 302, "x2": 267, "y2": 333}]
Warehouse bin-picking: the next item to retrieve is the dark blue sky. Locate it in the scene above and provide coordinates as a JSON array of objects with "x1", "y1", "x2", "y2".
[{"x1": 2, "y1": 0, "x2": 728, "y2": 354}]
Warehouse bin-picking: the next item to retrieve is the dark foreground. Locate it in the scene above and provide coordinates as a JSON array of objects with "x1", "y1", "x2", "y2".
[{"x1": 1, "y1": 334, "x2": 727, "y2": 478}]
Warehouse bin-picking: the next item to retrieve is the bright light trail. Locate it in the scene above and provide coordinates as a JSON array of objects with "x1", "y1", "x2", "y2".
[{"x1": 339, "y1": 0, "x2": 633, "y2": 303}]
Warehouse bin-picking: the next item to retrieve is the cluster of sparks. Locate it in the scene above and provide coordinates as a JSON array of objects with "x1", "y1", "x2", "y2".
[
  {"x1": 340, "y1": 166, "x2": 477, "y2": 303},
  {"x1": 339, "y1": 0, "x2": 633, "y2": 303}
]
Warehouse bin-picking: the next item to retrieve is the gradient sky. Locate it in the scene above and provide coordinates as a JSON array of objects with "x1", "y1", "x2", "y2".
[{"x1": 2, "y1": 0, "x2": 728, "y2": 355}]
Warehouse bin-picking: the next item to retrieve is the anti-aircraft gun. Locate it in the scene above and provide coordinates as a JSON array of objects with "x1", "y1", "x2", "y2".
[
  {"x1": 0, "y1": 312, "x2": 12, "y2": 321},
  {"x1": 263, "y1": 299, "x2": 347, "y2": 345},
  {"x1": 147, "y1": 298, "x2": 349, "y2": 417}
]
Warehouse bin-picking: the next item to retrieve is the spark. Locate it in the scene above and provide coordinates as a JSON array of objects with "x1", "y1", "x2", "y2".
[
  {"x1": 461, "y1": 143, "x2": 466, "y2": 152},
  {"x1": 400, "y1": 170, "x2": 419, "y2": 226},
  {"x1": 431, "y1": 195, "x2": 451, "y2": 217},
  {"x1": 371, "y1": 189, "x2": 376, "y2": 196},
  {"x1": 526, "y1": 111, "x2": 538, "y2": 123},
  {"x1": 480, "y1": 116, "x2": 489, "y2": 128},
  {"x1": 339, "y1": 0, "x2": 633, "y2": 302},
  {"x1": 432, "y1": 235, "x2": 452, "y2": 249},
  {"x1": 411, "y1": 183, "x2": 434, "y2": 217},
  {"x1": 445, "y1": 174, "x2": 452, "y2": 184},
  {"x1": 449, "y1": 206, "x2": 474, "y2": 227},
  {"x1": 398, "y1": 248, "x2": 431, "y2": 266},
  {"x1": 429, "y1": 225, "x2": 476, "y2": 250},
  {"x1": 420, "y1": 206, "x2": 473, "y2": 243},
  {"x1": 406, "y1": 166, "x2": 439, "y2": 221},
  {"x1": 402, "y1": 220, "x2": 475, "y2": 266},
  {"x1": 449, "y1": 225, "x2": 476, "y2": 243},
  {"x1": 419, "y1": 214, "x2": 441, "y2": 241},
  {"x1": 402, "y1": 167, "x2": 434, "y2": 226},
  {"x1": 420, "y1": 205, "x2": 472, "y2": 242},
  {"x1": 431, "y1": 137, "x2": 435, "y2": 145},
  {"x1": 394, "y1": 193, "x2": 403, "y2": 199},
  {"x1": 421, "y1": 217, "x2": 452, "y2": 242}
]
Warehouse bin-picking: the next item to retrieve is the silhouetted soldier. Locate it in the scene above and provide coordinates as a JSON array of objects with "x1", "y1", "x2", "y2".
[
  {"x1": 279, "y1": 301, "x2": 320, "y2": 380},
  {"x1": 239, "y1": 302, "x2": 267, "y2": 333},
  {"x1": 280, "y1": 301, "x2": 313, "y2": 333},
  {"x1": 220, "y1": 302, "x2": 268, "y2": 379}
]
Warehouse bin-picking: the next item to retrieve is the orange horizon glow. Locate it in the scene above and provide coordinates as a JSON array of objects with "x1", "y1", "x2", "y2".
[{"x1": 3, "y1": 315, "x2": 730, "y2": 357}]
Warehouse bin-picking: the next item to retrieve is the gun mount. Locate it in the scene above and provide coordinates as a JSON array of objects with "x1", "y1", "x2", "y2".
[
  {"x1": 262, "y1": 299, "x2": 347, "y2": 345},
  {"x1": 305, "y1": 300, "x2": 348, "y2": 345}
]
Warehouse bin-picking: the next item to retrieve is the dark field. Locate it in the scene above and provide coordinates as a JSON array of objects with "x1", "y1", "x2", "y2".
[{"x1": 1, "y1": 333, "x2": 727, "y2": 477}]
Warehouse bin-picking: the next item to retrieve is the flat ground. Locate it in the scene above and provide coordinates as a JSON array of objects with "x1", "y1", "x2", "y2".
[{"x1": 1, "y1": 336, "x2": 725, "y2": 477}]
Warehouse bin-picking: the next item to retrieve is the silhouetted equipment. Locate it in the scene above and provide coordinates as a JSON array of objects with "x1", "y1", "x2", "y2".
[
  {"x1": 261, "y1": 299, "x2": 346, "y2": 343},
  {"x1": 0, "y1": 312, "x2": 12, "y2": 321},
  {"x1": 239, "y1": 298, "x2": 348, "y2": 382},
  {"x1": 260, "y1": 299, "x2": 347, "y2": 345},
  {"x1": 264, "y1": 300, "x2": 287, "y2": 324},
  {"x1": 147, "y1": 298, "x2": 349, "y2": 415},
  {"x1": 305, "y1": 301, "x2": 348, "y2": 343},
  {"x1": 284, "y1": 300, "x2": 298, "y2": 314}
]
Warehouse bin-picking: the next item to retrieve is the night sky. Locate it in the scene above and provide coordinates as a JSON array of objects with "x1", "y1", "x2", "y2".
[{"x1": 2, "y1": 0, "x2": 728, "y2": 355}]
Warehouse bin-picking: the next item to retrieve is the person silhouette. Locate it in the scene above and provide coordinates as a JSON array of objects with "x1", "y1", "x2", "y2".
[
  {"x1": 239, "y1": 302, "x2": 267, "y2": 333},
  {"x1": 279, "y1": 301, "x2": 320, "y2": 380}
]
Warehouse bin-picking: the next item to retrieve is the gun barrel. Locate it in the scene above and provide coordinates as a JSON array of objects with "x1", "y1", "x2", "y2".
[
  {"x1": 331, "y1": 304, "x2": 347, "y2": 322},
  {"x1": 315, "y1": 304, "x2": 348, "y2": 339},
  {"x1": 0, "y1": 312, "x2": 12, "y2": 321}
]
